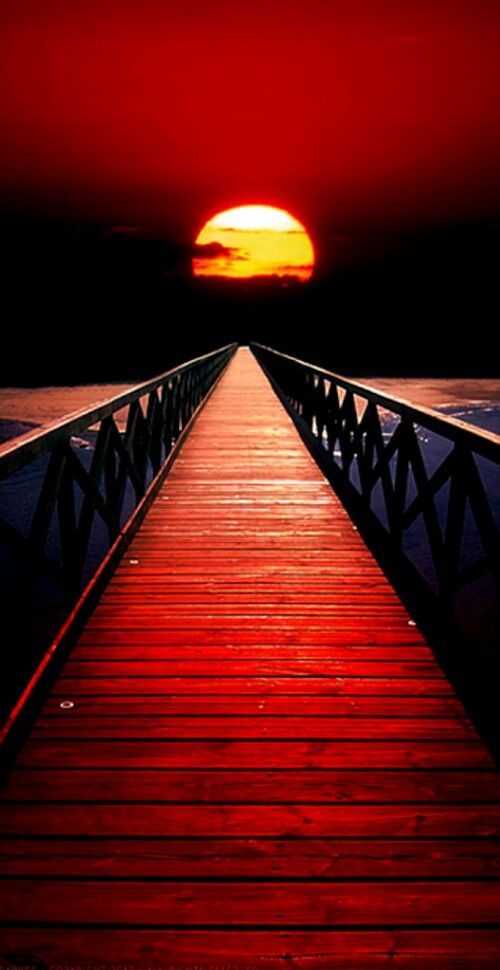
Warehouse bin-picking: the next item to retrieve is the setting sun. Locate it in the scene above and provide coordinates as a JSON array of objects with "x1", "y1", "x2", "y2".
[{"x1": 193, "y1": 205, "x2": 314, "y2": 281}]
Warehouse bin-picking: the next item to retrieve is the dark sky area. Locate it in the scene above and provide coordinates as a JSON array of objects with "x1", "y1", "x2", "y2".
[{"x1": 0, "y1": 0, "x2": 499, "y2": 381}]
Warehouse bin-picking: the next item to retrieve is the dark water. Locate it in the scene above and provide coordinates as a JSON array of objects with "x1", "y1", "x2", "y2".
[
  {"x1": 0, "y1": 418, "x2": 37, "y2": 444},
  {"x1": 438, "y1": 403, "x2": 500, "y2": 435}
]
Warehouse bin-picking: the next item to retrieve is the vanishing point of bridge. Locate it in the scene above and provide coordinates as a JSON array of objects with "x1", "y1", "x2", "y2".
[{"x1": 0, "y1": 346, "x2": 499, "y2": 966}]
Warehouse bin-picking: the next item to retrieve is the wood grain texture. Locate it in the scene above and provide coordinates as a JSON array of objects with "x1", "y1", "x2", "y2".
[
  {"x1": 4, "y1": 768, "x2": 500, "y2": 803},
  {"x1": 0, "y1": 348, "x2": 499, "y2": 966},
  {"x1": 1, "y1": 837, "x2": 499, "y2": 878},
  {"x1": 1, "y1": 879, "x2": 500, "y2": 926},
  {"x1": 1, "y1": 929, "x2": 500, "y2": 968}
]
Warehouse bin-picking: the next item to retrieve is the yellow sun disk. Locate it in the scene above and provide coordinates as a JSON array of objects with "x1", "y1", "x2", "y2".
[
  {"x1": 209, "y1": 205, "x2": 305, "y2": 232},
  {"x1": 193, "y1": 205, "x2": 314, "y2": 281}
]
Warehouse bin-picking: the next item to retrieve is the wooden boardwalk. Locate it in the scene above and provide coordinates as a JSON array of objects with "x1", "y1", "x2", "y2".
[{"x1": 0, "y1": 347, "x2": 499, "y2": 967}]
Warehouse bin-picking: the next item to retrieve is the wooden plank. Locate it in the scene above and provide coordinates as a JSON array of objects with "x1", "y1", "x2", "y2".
[
  {"x1": 113, "y1": 563, "x2": 390, "y2": 574},
  {"x1": 3, "y1": 926, "x2": 500, "y2": 970},
  {"x1": 100, "y1": 593, "x2": 408, "y2": 605},
  {"x1": 1, "y1": 804, "x2": 498, "y2": 837},
  {"x1": 1, "y1": 879, "x2": 500, "y2": 926},
  {"x1": 4, "y1": 769, "x2": 499, "y2": 803},
  {"x1": 83, "y1": 616, "x2": 426, "y2": 630},
  {"x1": 75, "y1": 628, "x2": 427, "y2": 644},
  {"x1": 51, "y1": 677, "x2": 455, "y2": 695},
  {"x1": 2, "y1": 837, "x2": 499, "y2": 879},
  {"x1": 70, "y1": 645, "x2": 436, "y2": 660},
  {"x1": 31, "y1": 715, "x2": 477, "y2": 740},
  {"x1": 61, "y1": 660, "x2": 441, "y2": 677},
  {"x1": 104, "y1": 584, "x2": 407, "y2": 594},
  {"x1": 17, "y1": 739, "x2": 490, "y2": 769},
  {"x1": 108, "y1": 570, "x2": 403, "y2": 578},
  {"x1": 1, "y1": 928, "x2": 499, "y2": 967},
  {"x1": 42, "y1": 695, "x2": 467, "y2": 715}
]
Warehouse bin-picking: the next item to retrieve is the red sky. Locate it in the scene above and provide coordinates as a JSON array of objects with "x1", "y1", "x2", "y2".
[{"x1": 1, "y1": 0, "x2": 500, "y2": 241}]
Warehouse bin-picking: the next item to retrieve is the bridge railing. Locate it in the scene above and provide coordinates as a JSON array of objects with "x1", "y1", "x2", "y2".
[
  {"x1": 0, "y1": 343, "x2": 236, "y2": 597},
  {"x1": 252, "y1": 342, "x2": 500, "y2": 649},
  {"x1": 0, "y1": 343, "x2": 236, "y2": 738}
]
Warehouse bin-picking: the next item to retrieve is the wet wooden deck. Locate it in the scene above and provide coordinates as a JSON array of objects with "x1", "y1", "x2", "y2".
[{"x1": 0, "y1": 347, "x2": 499, "y2": 967}]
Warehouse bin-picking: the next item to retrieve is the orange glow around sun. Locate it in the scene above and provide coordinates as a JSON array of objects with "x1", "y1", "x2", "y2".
[{"x1": 193, "y1": 205, "x2": 314, "y2": 281}]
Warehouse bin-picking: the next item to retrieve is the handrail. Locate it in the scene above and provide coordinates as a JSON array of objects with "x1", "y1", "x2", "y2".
[
  {"x1": 252, "y1": 342, "x2": 500, "y2": 636},
  {"x1": 0, "y1": 345, "x2": 237, "y2": 478},
  {"x1": 253, "y1": 343, "x2": 500, "y2": 459},
  {"x1": 0, "y1": 343, "x2": 237, "y2": 753},
  {"x1": 0, "y1": 344, "x2": 236, "y2": 664},
  {"x1": 0, "y1": 343, "x2": 236, "y2": 601}
]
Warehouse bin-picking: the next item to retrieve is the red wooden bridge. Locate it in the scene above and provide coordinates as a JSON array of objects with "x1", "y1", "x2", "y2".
[{"x1": 0, "y1": 347, "x2": 499, "y2": 967}]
